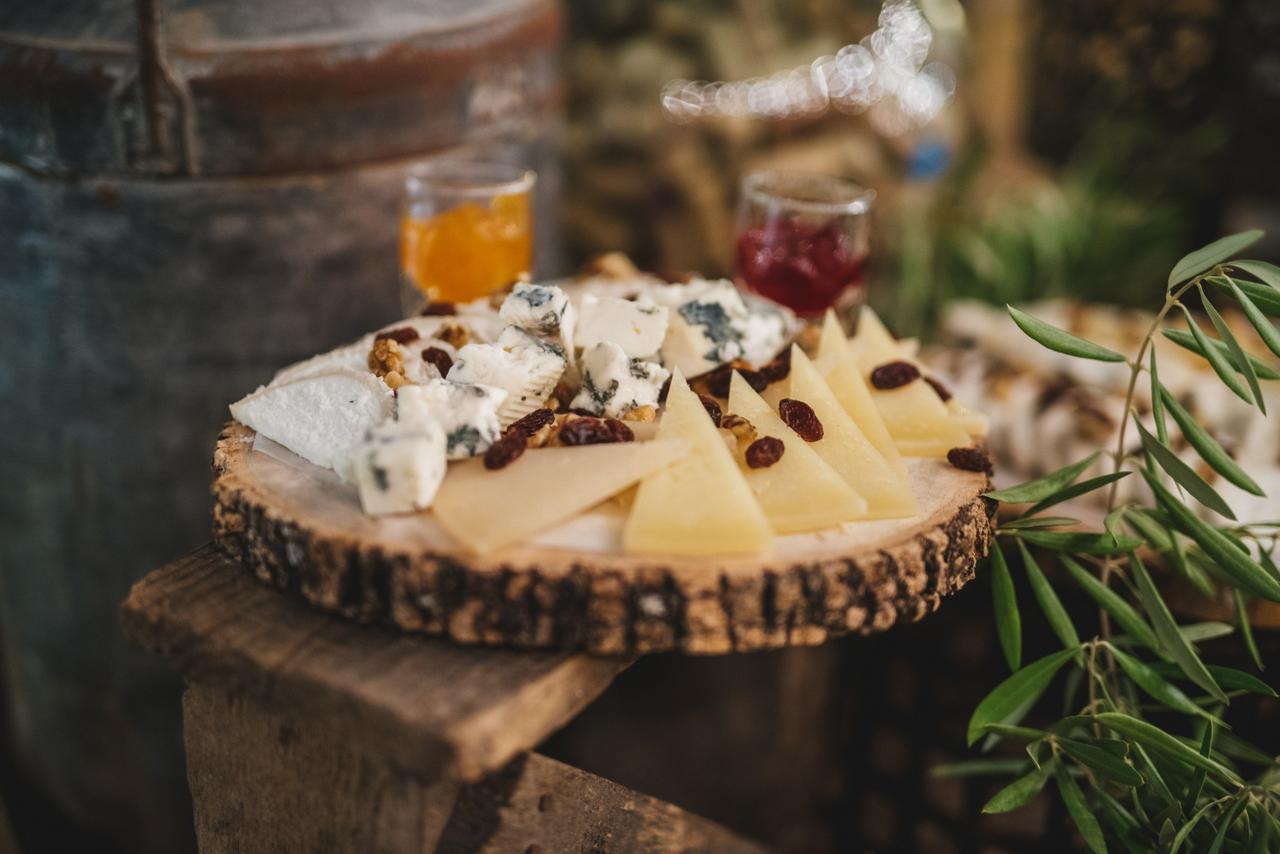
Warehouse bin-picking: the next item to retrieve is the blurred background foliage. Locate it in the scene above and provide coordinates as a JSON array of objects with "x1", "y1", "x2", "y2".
[{"x1": 560, "y1": 0, "x2": 1279, "y2": 334}]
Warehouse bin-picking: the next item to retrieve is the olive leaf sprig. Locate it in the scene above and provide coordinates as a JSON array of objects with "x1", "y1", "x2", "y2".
[{"x1": 940, "y1": 230, "x2": 1280, "y2": 853}]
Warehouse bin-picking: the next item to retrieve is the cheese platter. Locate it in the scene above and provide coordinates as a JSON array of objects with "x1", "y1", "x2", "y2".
[{"x1": 214, "y1": 267, "x2": 995, "y2": 654}]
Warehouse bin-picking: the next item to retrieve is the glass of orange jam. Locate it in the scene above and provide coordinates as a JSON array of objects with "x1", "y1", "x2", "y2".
[{"x1": 400, "y1": 161, "x2": 535, "y2": 307}]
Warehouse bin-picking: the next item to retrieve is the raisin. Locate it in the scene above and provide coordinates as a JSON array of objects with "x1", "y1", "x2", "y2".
[
  {"x1": 374, "y1": 327, "x2": 420, "y2": 345},
  {"x1": 741, "y1": 368, "x2": 768, "y2": 392},
  {"x1": 702, "y1": 364, "x2": 734, "y2": 398},
  {"x1": 758, "y1": 352, "x2": 791, "y2": 384},
  {"x1": 559, "y1": 416, "x2": 632, "y2": 446},
  {"x1": 745, "y1": 436, "x2": 785, "y2": 468},
  {"x1": 946, "y1": 446, "x2": 993, "y2": 474},
  {"x1": 421, "y1": 346, "x2": 453, "y2": 376},
  {"x1": 924, "y1": 376, "x2": 952, "y2": 402},
  {"x1": 509, "y1": 408, "x2": 555, "y2": 438},
  {"x1": 870, "y1": 360, "x2": 920, "y2": 390},
  {"x1": 484, "y1": 431, "x2": 527, "y2": 470},
  {"x1": 778, "y1": 398, "x2": 823, "y2": 441},
  {"x1": 419, "y1": 301, "x2": 457, "y2": 316},
  {"x1": 698, "y1": 394, "x2": 722, "y2": 427},
  {"x1": 657, "y1": 376, "x2": 672, "y2": 403}
]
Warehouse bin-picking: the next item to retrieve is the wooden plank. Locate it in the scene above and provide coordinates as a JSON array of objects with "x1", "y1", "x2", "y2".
[
  {"x1": 183, "y1": 682, "x2": 766, "y2": 854},
  {"x1": 122, "y1": 546, "x2": 630, "y2": 782}
]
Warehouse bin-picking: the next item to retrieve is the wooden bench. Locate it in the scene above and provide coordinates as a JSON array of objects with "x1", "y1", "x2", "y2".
[{"x1": 122, "y1": 545, "x2": 767, "y2": 853}]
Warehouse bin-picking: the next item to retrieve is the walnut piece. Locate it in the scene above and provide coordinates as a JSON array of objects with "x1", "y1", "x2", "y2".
[
  {"x1": 720, "y1": 413, "x2": 758, "y2": 445},
  {"x1": 580, "y1": 251, "x2": 640, "y2": 280},
  {"x1": 368, "y1": 338, "x2": 405, "y2": 379},
  {"x1": 623, "y1": 405, "x2": 657, "y2": 422},
  {"x1": 436, "y1": 323, "x2": 470, "y2": 349}
]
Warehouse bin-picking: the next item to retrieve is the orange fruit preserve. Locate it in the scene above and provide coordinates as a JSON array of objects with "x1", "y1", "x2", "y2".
[{"x1": 400, "y1": 192, "x2": 532, "y2": 302}]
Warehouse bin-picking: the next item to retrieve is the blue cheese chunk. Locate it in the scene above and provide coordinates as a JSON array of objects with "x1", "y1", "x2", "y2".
[
  {"x1": 351, "y1": 419, "x2": 447, "y2": 515},
  {"x1": 571, "y1": 341, "x2": 670, "y2": 418},
  {"x1": 576, "y1": 294, "x2": 669, "y2": 359},
  {"x1": 659, "y1": 280, "x2": 750, "y2": 377},
  {"x1": 499, "y1": 283, "x2": 576, "y2": 354},
  {"x1": 738, "y1": 301, "x2": 791, "y2": 367},
  {"x1": 448, "y1": 333, "x2": 566, "y2": 427},
  {"x1": 397, "y1": 379, "x2": 506, "y2": 459}
]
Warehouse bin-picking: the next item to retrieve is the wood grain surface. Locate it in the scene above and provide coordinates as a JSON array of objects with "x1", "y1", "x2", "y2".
[
  {"x1": 121, "y1": 546, "x2": 630, "y2": 783},
  {"x1": 213, "y1": 421, "x2": 995, "y2": 654}
]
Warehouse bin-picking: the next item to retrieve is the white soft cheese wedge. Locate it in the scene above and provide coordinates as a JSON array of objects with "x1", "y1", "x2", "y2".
[
  {"x1": 449, "y1": 333, "x2": 565, "y2": 427},
  {"x1": 576, "y1": 293, "x2": 669, "y2": 358},
  {"x1": 787, "y1": 347, "x2": 918, "y2": 520},
  {"x1": 814, "y1": 311, "x2": 908, "y2": 479},
  {"x1": 271, "y1": 341, "x2": 371, "y2": 386},
  {"x1": 726, "y1": 371, "x2": 867, "y2": 532},
  {"x1": 623, "y1": 371, "x2": 771, "y2": 555},
  {"x1": 351, "y1": 419, "x2": 447, "y2": 515},
  {"x1": 434, "y1": 439, "x2": 689, "y2": 554},
  {"x1": 849, "y1": 307, "x2": 969, "y2": 457},
  {"x1": 230, "y1": 369, "x2": 393, "y2": 470}
]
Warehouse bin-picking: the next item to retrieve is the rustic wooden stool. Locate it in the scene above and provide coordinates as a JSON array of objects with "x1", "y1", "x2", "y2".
[{"x1": 122, "y1": 546, "x2": 767, "y2": 853}]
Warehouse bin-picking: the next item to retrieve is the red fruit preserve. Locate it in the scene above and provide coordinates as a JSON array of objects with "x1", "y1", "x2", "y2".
[{"x1": 735, "y1": 218, "x2": 868, "y2": 316}]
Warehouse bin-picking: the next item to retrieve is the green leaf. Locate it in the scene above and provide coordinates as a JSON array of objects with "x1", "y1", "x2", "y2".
[
  {"x1": 1203, "y1": 293, "x2": 1265, "y2": 414},
  {"x1": 1001, "y1": 515, "x2": 1081, "y2": 530},
  {"x1": 981, "y1": 723, "x2": 1047, "y2": 740},
  {"x1": 1017, "y1": 531, "x2": 1142, "y2": 556},
  {"x1": 1183, "y1": 722, "x2": 1215, "y2": 815},
  {"x1": 990, "y1": 545, "x2": 1021, "y2": 671},
  {"x1": 967, "y1": 648, "x2": 1078, "y2": 746},
  {"x1": 1158, "y1": 385, "x2": 1263, "y2": 495},
  {"x1": 1058, "y1": 738, "x2": 1144, "y2": 787},
  {"x1": 1230, "y1": 259, "x2": 1280, "y2": 291},
  {"x1": 1228, "y1": 279, "x2": 1280, "y2": 360},
  {"x1": 986, "y1": 453, "x2": 1101, "y2": 504},
  {"x1": 1147, "y1": 662, "x2": 1276, "y2": 697},
  {"x1": 1130, "y1": 554, "x2": 1228, "y2": 703},
  {"x1": 1233, "y1": 590, "x2": 1264, "y2": 672},
  {"x1": 1093, "y1": 713, "x2": 1242, "y2": 784},
  {"x1": 1150, "y1": 350, "x2": 1168, "y2": 444},
  {"x1": 1168, "y1": 229, "x2": 1263, "y2": 286},
  {"x1": 1060, "y1": 556, "x2": 1158, "y2": 649},
  {"x1": 1024, "y1": 472, "x2": 1131, "y2": 516},
  {"x1": 1104, "y1": 506, "x2": 1128, "y2": 548},
  {"x1": 1178, "y1": 304, "x2": 1253, "y2": 405},
  {"x1": 1133, "y1": 420, "x2": 1235, "y2": 519},
  {"x1": 1017, "y1": 540, "x2": 1080, "y2": 651},
  {"x1": 1208, "y1": 798, "x2": 1248, "y2": 854},
  {"x1": 931, "y1": 758, "x2": 1029, "y2": 778},
  {"x1": 1108, "y1": 645, "x2": 1211, "y2": 718},
  {"x1": 1171, "y1": 800, "x2": 1220, "y2": 854},
  {"x1": 1054, "y1": 764, "x2": 1107, "y2": 854},
  {"x1": 1178, "y1": 622, "x2": 1236, "y2": 643},
  {"x1": 1007, "y1": 306, "x2": 1126, "y2": 362},
  {"x1": 983, "y1": 762, "x2": 1053, "y2": 814},
  {"x1": 1162, "y1": 328, "x2": 1280, "y2": 380},
  {"x1": 1207, "y1": 275, "x2": 1280, "y2": 316},
  {"x1": 1146, "y1": 472, "x2": 1280, "y2": 601}
]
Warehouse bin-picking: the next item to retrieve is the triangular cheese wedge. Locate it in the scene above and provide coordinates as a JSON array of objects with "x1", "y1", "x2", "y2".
[
  {"x1": 848, "y1": 308, "x2": 969, "y2": 457},
  {"x1": 624, "y1": 371, "x2": 771, "y2": 555},
  {"x1": 434, "y1": 439, "x2": 689, "y2": 554},
  {"x1": 949, "y1": 399, "x2": 989, "y2": 438},
  {"x1": 787, "y1": 347, "x2": 918, "y2": 519},
  {"x1": 814, "y1": 311, "x2": 908, "y2": 479},
  {"x1": 726, "y1": 372, "x2": 867, "y2": 532}
]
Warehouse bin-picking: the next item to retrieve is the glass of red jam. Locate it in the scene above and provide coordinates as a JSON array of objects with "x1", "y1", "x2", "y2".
[{"x1": 735, "y1": 171, "x2": 874, "y2": 317}]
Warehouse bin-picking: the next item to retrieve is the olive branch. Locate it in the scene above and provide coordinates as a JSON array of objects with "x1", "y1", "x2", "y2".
[{"x1": 939, "y1": 230, "x2": 1280, "y2": 852}]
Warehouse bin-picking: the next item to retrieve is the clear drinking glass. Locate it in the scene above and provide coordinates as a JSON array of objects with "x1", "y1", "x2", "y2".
[
  {"x1": 400, "y1": 161, "x2": 536, "y2": 308},
  {"x1": 735, "y1": 171, "x2": 874, "y2": 318}
]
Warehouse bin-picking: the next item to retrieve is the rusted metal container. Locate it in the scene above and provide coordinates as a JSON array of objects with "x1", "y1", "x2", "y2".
[{"x1": 0, "y1": 1, "x2": 561, "y2": 850}]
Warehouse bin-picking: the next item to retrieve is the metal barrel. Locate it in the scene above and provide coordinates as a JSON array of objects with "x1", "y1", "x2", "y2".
[{"x1": 0, "y1": 1, "x2": 561, "y2": 849}]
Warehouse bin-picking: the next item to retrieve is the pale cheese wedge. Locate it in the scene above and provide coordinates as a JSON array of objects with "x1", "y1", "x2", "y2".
[
  {"x1": 849, "y1": 307, "x2": 969, "y2": 457},
  {"x1": 434, "y1": 439, "x2": 689, "y2": 554},
  {"x1": 727, "y1": 372, "x2": 867, "y2": 532},
  {"x1": 814, "y1": 311, "x2": 907, "y2": 479},
  {"x1": 623, "y1": 371, "x2": 771, "y2": 555},
  {"x1": 949, "y1": 399, "x2": 989, "y2": 438},
  {"x1": 787, "y1": 347, "x2": 917, "y2": 519}
]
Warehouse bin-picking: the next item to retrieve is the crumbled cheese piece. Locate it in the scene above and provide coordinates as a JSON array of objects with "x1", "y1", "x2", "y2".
[
  {"x1": 351, "y1": 419, "x2": 447, "y2": 515},
  {"x1": 660, "y1": 280, "x2": 750, "y2": 377},
  {"x1": 397, "y1": 379, "x2": 506, "y2": 459},
  {"x1": 576, "y1": 294, "x2": 669, "y2": 359},
  {"x1": 448, "y1": 336, "x2": 566, "y2": 427},
  {"x1": 499, "y1": 283, "x2": 576, "y2": 354},
  {"x1": 571, "y1": 341, "x2": 670, "y2": 418},
  {"x1": 738, "y1": 302, "x2": 791, "y2": 367}
]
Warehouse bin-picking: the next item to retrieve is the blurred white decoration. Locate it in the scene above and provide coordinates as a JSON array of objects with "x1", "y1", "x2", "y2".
[{"x1": 660, "y1": 0, "x2": 955, "y2": 135}]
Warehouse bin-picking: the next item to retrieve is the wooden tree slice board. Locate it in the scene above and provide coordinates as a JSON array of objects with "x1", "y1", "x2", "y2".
[{"x1": 213, "y1": 422, "x2": 995, "y2": 655}]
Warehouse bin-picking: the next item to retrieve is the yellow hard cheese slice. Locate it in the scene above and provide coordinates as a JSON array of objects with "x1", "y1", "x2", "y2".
[
  {"x1": 434, "y1": 439, "x2": 689, "y2": 554},
  {"x1": 727, "y1": 371, "x2": 867, "y2": 533},
  {"x1": 623, "y1": 371, "x2": 771, "y2": 555},
  {"x1": 814, "y1": 311, "x2": 908, "y2": 479},
  {"x1": 787, "y1": 347, "x2": 917, "y2": 519},
  {"x1": 849, "y1": 307, "x2": 969, "y2": 457}
]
